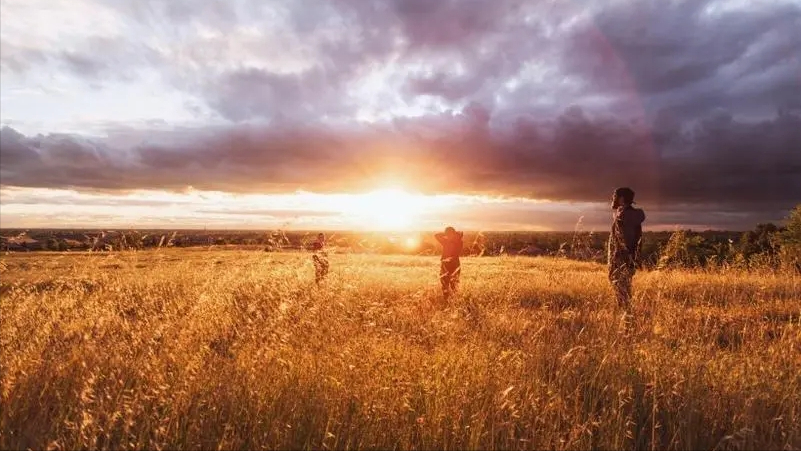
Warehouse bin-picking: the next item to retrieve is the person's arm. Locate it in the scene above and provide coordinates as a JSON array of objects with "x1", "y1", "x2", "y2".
[
  {"x1": 634, "y1": 225, "x2": 643, "y2": 267},
  {"x1": 635, "y1": 210, "x2": 645, "y2": 266},
  {"x1": 434, "y1": 233, "x2": 447, "y2": 245},
  {"x1": 612, "y1": 209, "x2": 628, "y2": 251}
]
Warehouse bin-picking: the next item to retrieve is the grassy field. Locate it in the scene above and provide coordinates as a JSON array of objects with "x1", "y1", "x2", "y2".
[{"x1": 1, "y1": 249, "x2": 800, "y2": 450}]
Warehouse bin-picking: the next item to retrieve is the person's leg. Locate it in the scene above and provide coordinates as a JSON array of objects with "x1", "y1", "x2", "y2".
[
  {"x1": 610, "y1": 256, "x2": 635, "y2": 330},
  {"x1": 608, "y1": 261, "x2": 622, "y2": 304},
  {"x1": 622, "y1": 265, "x2": 634, "y2": 307},
  {"x1": 450, "y1": 262, "x2": 461, "y2": 294},
  {"x1": 313, "y1": 255, "x2": 323, "y2": 284},
  {"x1": 609, "y1": 257, "x2": 632, "y2": 309},
  {"x1": 440, "y1": 261, "x2": 451, "y2": 298}
]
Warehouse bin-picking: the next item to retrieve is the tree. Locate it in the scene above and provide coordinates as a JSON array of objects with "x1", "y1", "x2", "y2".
[
  {"x1": 777, "y1": 205, "x2": 801, "y2": 271},
  {"x1": 658, "y1": 230, "x2": 707, "y2": 269},
  {"x1": 738, "y1": 223, "x2": 780, "y2": 262},
  {"x1": 44, "y1": 237, "x2": 60, "y2": 251}
]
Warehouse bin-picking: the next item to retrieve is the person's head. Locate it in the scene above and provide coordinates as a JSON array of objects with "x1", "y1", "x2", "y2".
[
  {"x1": 444, "y1": 226, "x2": 456, "y2": 236},
  {"x1": 317, "y1": 232, "x2": 325, "y2": 242},
  {"x1": 612, "y1": 187, "x2": 635, "y2": 209}
]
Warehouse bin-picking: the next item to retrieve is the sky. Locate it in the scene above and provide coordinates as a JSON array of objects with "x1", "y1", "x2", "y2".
[{"x1": 1, "y1": 0, "x2": 800, "y2": 231}]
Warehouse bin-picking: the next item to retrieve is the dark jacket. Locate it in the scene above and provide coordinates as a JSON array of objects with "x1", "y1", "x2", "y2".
[{"x1": 609, "y1": 205, "x2": 646, "y2": 259}]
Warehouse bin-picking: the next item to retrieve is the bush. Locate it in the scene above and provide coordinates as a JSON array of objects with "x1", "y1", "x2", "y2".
[{"x1": 657, "y1": 230, "x2": 720, "y2": 269}]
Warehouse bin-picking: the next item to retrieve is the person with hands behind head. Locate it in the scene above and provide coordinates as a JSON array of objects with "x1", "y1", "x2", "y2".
[
  {"x1": 310, "y1": 232, "x2": 329, "y2": 284},
  {"x1": 435, "y1": 226, "x2": 464, "y2": 300}
]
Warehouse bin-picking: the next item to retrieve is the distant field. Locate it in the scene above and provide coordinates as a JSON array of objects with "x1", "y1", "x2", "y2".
[{"x1": 1, "y1": 250, "x2": 799, "y2": 450}]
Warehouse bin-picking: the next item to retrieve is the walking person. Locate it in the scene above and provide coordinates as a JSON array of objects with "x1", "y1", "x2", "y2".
[
  {"x1": 310, "y1": 233, "x2": 329, "y2": 284},
  {"x1": 607, "y1": 187, "x2": 646, "y2": 328},
  {"x1": 435, "y1": 226, "x2": 464, "y2": 299}
]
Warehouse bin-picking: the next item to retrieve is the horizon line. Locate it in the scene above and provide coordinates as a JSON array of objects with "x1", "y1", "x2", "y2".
[{"x1": 0, "y1": 227, "x2": 753, "y2": 234}]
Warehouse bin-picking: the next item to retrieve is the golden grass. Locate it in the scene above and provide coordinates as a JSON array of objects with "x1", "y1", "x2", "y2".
[{"x1": 1, "y1": 250, "x2": 799, "y2": 450}]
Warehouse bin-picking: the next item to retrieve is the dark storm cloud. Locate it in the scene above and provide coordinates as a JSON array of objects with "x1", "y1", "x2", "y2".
[
  {"x1": 0, "y1": 127, "x2": 41, "y2": 167},
  {"x1": 5, "y1": 0, "x2": 796, "y2": 120},
  {"x1": 428, "y1": 202, "x2": 788, "y2": 232},
  {"x1": 184, "y1": 0, "x2": 800, "y2": 123},
  {"x1": 563, "y1": 0, "x2": 801, "y2": 118},
  {"x1": 2, "y1": 104, "x2": 799, "y2": 212}
]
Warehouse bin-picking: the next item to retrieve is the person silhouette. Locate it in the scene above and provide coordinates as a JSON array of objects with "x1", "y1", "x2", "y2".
[
  {"x1": 607, "y1": 187, "x2": 646, "y2": 327},
  {"x1": 435, "y1": 226, "x2": 464, "y2": 299},
  {"x1": 311, "y1": 233, "x2": 329, "y2": 284}
]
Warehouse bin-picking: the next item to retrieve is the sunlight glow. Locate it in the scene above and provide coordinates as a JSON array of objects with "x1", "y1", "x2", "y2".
[
  {"x1": 405, "y1": 236, "x2": 420, "y2": 248},
  {"x1": 0, "y1": 186, "x2": 567, "y2": 231},
  {"x1": 341, "y1": 188, "x2": 427, "y2": 231}
]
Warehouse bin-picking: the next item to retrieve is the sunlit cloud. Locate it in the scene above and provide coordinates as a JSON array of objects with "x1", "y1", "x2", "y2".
[{"x1": 0, "y1": 187, "x2": 608, "y2": 231}]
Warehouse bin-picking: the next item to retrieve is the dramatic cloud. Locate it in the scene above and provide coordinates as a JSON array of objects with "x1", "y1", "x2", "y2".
[
  {"x1": 568, "y1": 0, "x2": 801, "y2": 118},
  {"x1": 1, "y1": 0, "x2": 799, "y2": 229},
  {"x1": 2, "y1": 106, "x2": 799, "y2": 209}
]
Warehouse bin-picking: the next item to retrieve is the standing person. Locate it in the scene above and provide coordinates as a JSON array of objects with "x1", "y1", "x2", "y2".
[
  {"x1": 607, "y1": 187, "x2": 646, "y2": 325},
  {"x1": 435, "y1": 226, "x2": 464, "y2": 299},
  {"x1": 311, "y1": 233, "x2": 329, "y2": 284}
]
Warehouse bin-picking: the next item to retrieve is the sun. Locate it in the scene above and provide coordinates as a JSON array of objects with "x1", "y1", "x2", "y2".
[{"x1": 344, "y1": 188, "x2": 425, "y2": 231}]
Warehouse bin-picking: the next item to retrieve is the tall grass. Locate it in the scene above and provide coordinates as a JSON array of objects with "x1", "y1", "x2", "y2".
[{"x1": 1, "y1": 250, "x2": 799, "y2": 450}]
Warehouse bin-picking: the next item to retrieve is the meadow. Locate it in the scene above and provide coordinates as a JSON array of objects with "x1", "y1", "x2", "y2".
[{"x1": 1, "y1": 249, "x2": 799, "y2": 450}]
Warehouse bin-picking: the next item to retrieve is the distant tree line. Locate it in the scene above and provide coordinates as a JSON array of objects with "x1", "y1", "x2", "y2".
[
  {"x1": 648, "y1": 206, "x2": 800, "y2": 271},
  {"x1": 2, "y1": 205, "x2": 799, "y2": 271}
]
